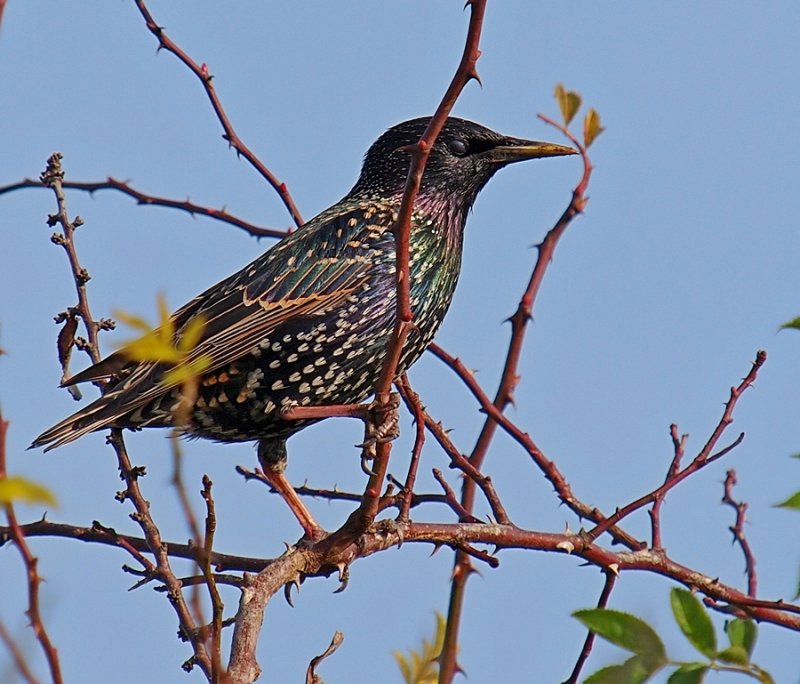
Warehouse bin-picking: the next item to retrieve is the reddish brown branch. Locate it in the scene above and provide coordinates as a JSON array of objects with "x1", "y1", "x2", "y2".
[
  {"x1": 428, "y1": 343, "x2": 642, "y2": 550},
  {"x1": 374, "y1": 0, "x2": 487, "y2": 400},
  {"x1": 1, "y1": 414, "x2": 64, "y2": 684},
  {"x1": 396, "y1": 382, "x2": 510, "y2": 525},
  {"x1": 588, "y1": 351, "x2": 766, "y2": 541},
  {"x1": 440, "y1": 114, "x2": 592, "y2": 684},
  {"x1": 0, "y1": 620, "x2": 39, "y2": 684},
  {"x1": 0, "y1": 518, "x2": 269, "y2": 573},
  {"x1": 649, "y1": 424, "x2": 688, "y2": 548},
  {"x1": 722, "y1": 470, "x2": 757, "y2": 597},
  {"x1": 0, "y1": 178, "x2": 288, "y2": 239},
  {"x1": 563, "y1": 570, "x2": 617, "y2": 684},
  {"x1": 395, "y1": 374, "x2": 426, "y2": 522},
  {"x1": 132, "y1": 0, "x2": 304, "y2": 228}
]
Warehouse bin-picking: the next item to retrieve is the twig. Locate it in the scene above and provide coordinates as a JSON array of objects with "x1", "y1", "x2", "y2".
[
  {"x1": 428, "y1": 343, "x2": 642, "y2": 549},
  {"x1": 0, "y1": 518, "x2": 269, "y2": 573},
  {"x1": 396, "y1": 384, "x2": 510, "y2": 525},
  {"x1": 199, "y1": 476, "x2": 226, "y2": 680},
  {"x1": 722, "y1": 470, "x2": 757, "y2": 597},
  {"x1": 40, "y1": 153, "x2": 106, "y2": 375},
  {"x1": 396, "y1": 374, "x2": 426, "y2": 522},
  {"x1": 587, "y1": 351, "x2": 766, "y2": 541},
  {"x1": 108, "y1": 430, "x2": 213, "y2": 677},
  {"x1": 305, "y1": 631, "x2": 344, "y2": 684},
  {"x1": 649, "y1": 424, "x2": 687, "y2": 549},
  {"x1": 563, "y1": 571, "x2": 617, "y2": 684},
  {"x1": 431, "y1": 469, "x2": 481, "y2": 523},
  {"x1": 132, "y1": 0, "x2": 304, "y2": 228},
  {"x1": 0, "y1": 178, "x2": 288, "y2": 239},
  {"x1": 439, "y1": 114, "x2": 592, "y2": 684},
  {"x1": 0, "y1": 413, "x2": 63, "y2": 684},
  {"x1": 0, "y1": 620, "x2": 39, "y2": 684}
]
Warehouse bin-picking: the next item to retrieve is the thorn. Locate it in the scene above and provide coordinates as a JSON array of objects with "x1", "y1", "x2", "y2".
[
  {"x1": 556, "y1": 540, "x2": 575, "y2": 554},
  {"x1": 333, "y1": 563, "x2": 350, "y2": 593},
  {"x1": 284, "y1": 576, "x2": 301, "y2": 607}
]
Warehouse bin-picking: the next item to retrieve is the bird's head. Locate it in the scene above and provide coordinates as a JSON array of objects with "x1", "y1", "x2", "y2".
[{"x1": 350, "y1": 116, "x2": 576, "y2": 204}]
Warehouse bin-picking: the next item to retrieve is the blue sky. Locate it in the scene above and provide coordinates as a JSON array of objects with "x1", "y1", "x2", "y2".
[{"x1": 1, "y1": 2, "x2": 799, "y2": 683}]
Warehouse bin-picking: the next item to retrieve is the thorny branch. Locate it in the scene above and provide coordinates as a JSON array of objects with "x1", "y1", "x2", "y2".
[
  {"x1": 439, "y1": 113, "x2": 593, "y2": 684},
  {"x1": 132, "y1": 0, "x2": 305, "y2": 229},
  {"x1": 586, "y1": 351, "x2": 766, "y2": 542},
  {"x1": 40, "y1": 153, "x2": 108, "y2": 389},
  {"x1": 722, "y1": 470, "x2": 757, "y2": 598},
  {"x1": 0, "y1": 413, "x2": 64, "y2": 684},
  {"x1": 563, "y1": 570, "x2": 617, "y2": 684},
  {"x1": 0, "y1": 177, "x2": 288, "y2": 240},
  {"x1": 3, "y1": 3, "x2": 795, "y2": 683}
]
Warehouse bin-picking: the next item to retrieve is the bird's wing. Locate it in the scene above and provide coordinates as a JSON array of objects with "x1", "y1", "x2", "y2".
[{"x1": 98, "y1": 204, "x2": 394, "y2": 409}]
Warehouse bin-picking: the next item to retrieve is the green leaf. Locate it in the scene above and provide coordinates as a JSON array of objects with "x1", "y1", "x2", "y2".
[
  {"x1": 774, "y1": 491, "x2": 800, "y2": 510},
  {"x1": 0, "y1": 476, "x2": 57, "y2": 507},
  {"x1": 670, "y1": 588, "x2": 716, "y2": 657},
  {"x1": 667, "y1": 663, "x2": 708, "y2": 684},
  {"x1": 725, "y1": 618, "x2": 757, "y2": 658},
  {"x1": 554, "y1": 83, "x2": 582, "y2": 126},
  {"x1": 716, "y1": 645, "x2": 749, "y2": 665},
  {"x1": 574, "y1": 609, "x2": 667, "y2": 668},
  {"x1": 778, "y1": 316, "x2": 800, "y2": 331},
  {"x1": 584, "y1": 655, "x2": 655, "y2": 684},
  {"x1": 583, "y1": 108, "x2": 605, "y2": 148}
]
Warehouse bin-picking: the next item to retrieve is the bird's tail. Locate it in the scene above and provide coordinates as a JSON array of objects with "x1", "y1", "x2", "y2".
[{"x1": 30, "y1": 393, "x2": 127, "y2": 452}]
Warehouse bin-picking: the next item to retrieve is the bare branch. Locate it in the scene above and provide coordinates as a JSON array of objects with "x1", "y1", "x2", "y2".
[
  {"x1": 587, "y1": 351, "x2": 766, "y2": 541},
  {"x1": 722, "y1": 469, "x2": 757, "y2": 597},
  {"x1": 0, "y1": 177, "x2": 288, "y2": 239},
  {"x1": 563, "y1": 570, "x2": 617, "y2": 684},
  {"x1": 132, "y1": 0, "x2": 305, "y2": 228},
  {"x1": 0, "y1": 414, "x2": 63, "y2": 684}
]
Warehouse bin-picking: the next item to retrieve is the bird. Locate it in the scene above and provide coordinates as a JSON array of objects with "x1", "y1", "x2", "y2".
[{"x1": 32, "y1": 116, "x2": 574, "y2": 535}]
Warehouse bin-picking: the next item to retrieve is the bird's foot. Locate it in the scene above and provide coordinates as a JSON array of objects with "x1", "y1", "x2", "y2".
[{"x1": 356, "y1": 393, "x2": 400, "y2": 475}]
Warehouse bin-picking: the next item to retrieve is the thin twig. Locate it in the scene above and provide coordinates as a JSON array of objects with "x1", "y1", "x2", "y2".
[
  {"x1": 563, "y1": 571, "x2": 617, "y2": 684},
  {"x1": 0, "y1": 620, "x2": 40, "y2": 684},
  {"x1": 649, "y1": 424, "x2": 687, "y2": 549},
  {"x1": 439, "y1": 114, "x2": 592, "y2": 684},
  {"x1": 40, "y1": 154, "x2": 105, "y2": 374},
  {"x1": 587, "y1": 351, "x2": 766, "y2": 540},
  {"x1": 132, "y1": 0, "x2": 304, "y2": 228},
  {"x1": 0, "y1": 178, "x2": 288, "y2": 239},
  {"x1": 305, "y1": 631, "x2": 344, "y2": 684},
  {"x1": 722, "y1": 470, "x2": 757, "y2": 597},
  {"x1": 1, "y1": 413, "x2": 63, "y2": 684},
  {"x1": 396, "y1": 374, "x2": 426, "y2": 522}
]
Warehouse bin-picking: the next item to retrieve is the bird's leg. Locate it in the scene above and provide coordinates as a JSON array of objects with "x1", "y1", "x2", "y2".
[
  {"x1": 257, "y1": 438, "x2": 325, "y2": 541},
  {"x1": 358, "y1": 393, "x2": 401, "y2": 475}
]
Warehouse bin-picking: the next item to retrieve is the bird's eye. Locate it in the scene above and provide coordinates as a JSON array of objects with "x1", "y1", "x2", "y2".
[{"x1": 447, "y1": 138, "x2": 469, "y2": 156}]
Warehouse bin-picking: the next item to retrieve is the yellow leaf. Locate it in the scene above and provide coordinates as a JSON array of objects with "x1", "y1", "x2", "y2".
[
  {"x1": 583, "y1": 108, "x2": 605, "y2": 148},
  {"x1": 0, "y1": 476, "x2": 57, "y2": 507},
  {"x1": 554, "y1": 83, "x2": 582, "y2": 126},
  {"x1": 111, "y1": 309, "x2": 153, "y2": 333},
  {"x1": 162, "y1": 355, "x2": 212, "y2": 386},
  {"x1": 177, "y1": 314, "x2": 207, "y2": 353},
  {"x1": 120, "y1": 332, "x2": 181, "y2": 364}
]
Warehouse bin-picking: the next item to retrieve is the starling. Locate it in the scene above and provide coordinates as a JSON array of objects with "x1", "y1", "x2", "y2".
[{"x1": 33, "y1": 117, "x2": 573, "y2": 533}]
